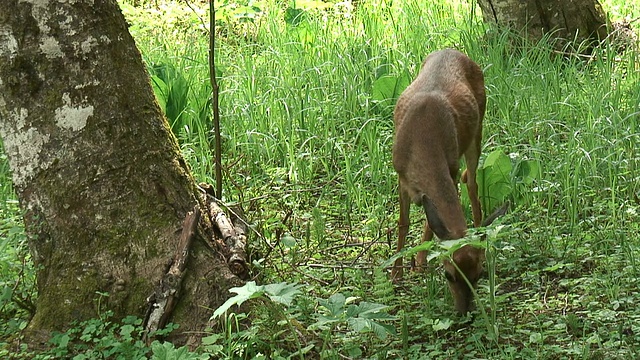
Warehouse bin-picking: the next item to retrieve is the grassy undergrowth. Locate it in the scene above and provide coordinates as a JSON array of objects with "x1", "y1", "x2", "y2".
[{"x1": 2, "y1": 0, "x2": 640, "y2": 358}]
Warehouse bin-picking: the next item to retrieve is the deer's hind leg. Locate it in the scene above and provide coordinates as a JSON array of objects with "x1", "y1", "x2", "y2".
[{"x1": 391, "y1": 185, "x2": 411, "y2": 281}]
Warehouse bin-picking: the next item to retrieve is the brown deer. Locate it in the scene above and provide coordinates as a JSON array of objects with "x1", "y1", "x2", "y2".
[{"x1": 391, "y1": 49, "x2": 486, "y2": 314}]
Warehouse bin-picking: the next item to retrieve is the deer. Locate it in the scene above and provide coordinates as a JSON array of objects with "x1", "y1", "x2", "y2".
[{"x1": 390, "y1": 49, "x2": 488, "y2": 314}]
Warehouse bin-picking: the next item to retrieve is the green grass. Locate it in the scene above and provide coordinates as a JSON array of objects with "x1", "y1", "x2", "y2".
[{"x1": 2, "y1": 0, "x2": 640, "y2": 358}]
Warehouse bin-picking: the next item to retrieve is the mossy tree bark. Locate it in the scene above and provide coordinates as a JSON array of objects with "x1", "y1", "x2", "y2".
[
  {"x1": 477, "y1": 0, "x2": 610, "y2": 51},
  {"x1": 0, "y1": 0, "x2": 241, "y2": 348}
]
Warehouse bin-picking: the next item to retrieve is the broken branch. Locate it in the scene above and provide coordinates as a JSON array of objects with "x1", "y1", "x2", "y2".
[{"x1": 144, "y1": 205, "x2": 200, "y2": 343}]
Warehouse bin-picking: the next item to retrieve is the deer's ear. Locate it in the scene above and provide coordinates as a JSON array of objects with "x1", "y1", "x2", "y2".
[
  {"x1": 422, "y1": 195, "x2": 450, "y2": 239},
  {"x1": 481, "y1": 200, "x2": 510, "y2": 227}
]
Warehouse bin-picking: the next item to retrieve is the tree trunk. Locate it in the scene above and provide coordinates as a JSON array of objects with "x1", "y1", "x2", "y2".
[
  {"x1": 477, "y1": 0, "x2": 610, "y2": 51},
  {"x1": 0, "y1": 0, "x2": 242, "y2": 348}
]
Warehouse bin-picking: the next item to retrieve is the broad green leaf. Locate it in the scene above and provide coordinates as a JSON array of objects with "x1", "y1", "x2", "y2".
[
  {"x1": 231, "y1": 5, "x2": 261, "y2": 22},
  {"x1": 280, "y1": 233, "x2": 297, "y2": 248},
  {"x1": 0, "y1": 286, "x2": 12, "y2": 305},
  {"x1": 58, "y1": 333, "x2": 70, "y2": 348},
  {"x1": 347, "y1": 317, "x2": 370, "y2": 332},
  {"x1": 346, "y1": 317, "x2": 395, "y2": 340},
  {"x1": 382, "y1": 240, "x2": 435, "y2": 268},
  {"x1": 319, "y1": 293, "x2": 346, "y2": 317},
  {"x1": 352, "y1": 301, "x2": 391, "y2": 318},
  {"x1": 264, "y1": 282, "x2": 302, "y2": 306},
  {"x1": 342, "y1": 301, "x2": 395, "y2": 339},
  {"x1": 119, "y1": 324, "x2": 135, "y2": 339},
  {"x1": 371, "y1": 74, "x2": 410, "y2": 102},
  {"x1": 529, "y1": 332, "x2": 543, "y2": 344},
  {"x1": 284, "y1": 7, "x2": 306, "y2": 26},
  {"x1": 483, "y1": 150, "x2": 510, "y2": 169},
  {"x1": 485, "y1": 224, "x2": 506, "y2": 239},
  {"x1": 346, "y1": 344, "x2": 363, "y2": 358},
  {"x1": 543, "y1": 262, "x2": 568, "y2": 272},
  {"x1": 513, "y1": 159, "x2": 540, "y2": 185},
  {"x1": 152, "y1": 341, "x2": 206, "y2": 360},
  {"x1": 201, "y1": 333, "x2": 223, "y2": 345},
  {"x1": 212, "y1": 281, "x2": 265, "y2": 319},
  {"x1": 294, "y1": 26, "x2": 315, "y2": 46},
  {"x1": 345, "y1": 296, "x2": 360, "y2": 305},
  {"x1": 478, "y1": 150, "x2": 513, "y2": 211},
  {"x1": 370, "y1": 321, "x2": 396, "y2": 340},
  {"x1": 313, "y1": 314, "x2": 341, "y2": 327},
  {"x1": 432, "y1": 318, "x2": 453, "y2": 331},
  {"x1": 438, "y1": 238, "x2": 469, "y2": 251},
  {"x1": 212, "y1": 281, "x2": 302, "y2": 318}
]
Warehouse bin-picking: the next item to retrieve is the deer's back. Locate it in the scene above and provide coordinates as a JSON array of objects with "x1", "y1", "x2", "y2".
[
  {"x1": 394, "y1": 49, "x2": 485, "y2": 161},
  {"x1": 392, "y1": 49, "x2": 485, "y2": 210}
]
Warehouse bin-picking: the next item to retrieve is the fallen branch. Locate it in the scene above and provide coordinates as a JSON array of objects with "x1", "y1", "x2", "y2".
[
  {"x1": 229, "y1": 205, "x2": 249, "y2": 279},
  {"x1": 143, "y1": 206, "x2": 200, "y2": 343},
  {"x1": 208, "y1": 199, "x2": 235, "y2": 244},
  {"x1": 195, "y1": 182, "x2": 250, "y2": 279},
  {"x1": 207, "y1": 199, "x2": 249, "y2": 279}
]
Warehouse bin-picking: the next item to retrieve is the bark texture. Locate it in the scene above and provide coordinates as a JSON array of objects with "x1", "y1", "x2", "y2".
[
  {"x1": 477, "y1": 0, "x2": 609, "y2": 51},
  {"x1": 0, "y1": 0, "x2": 241, "y2": 347}
]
